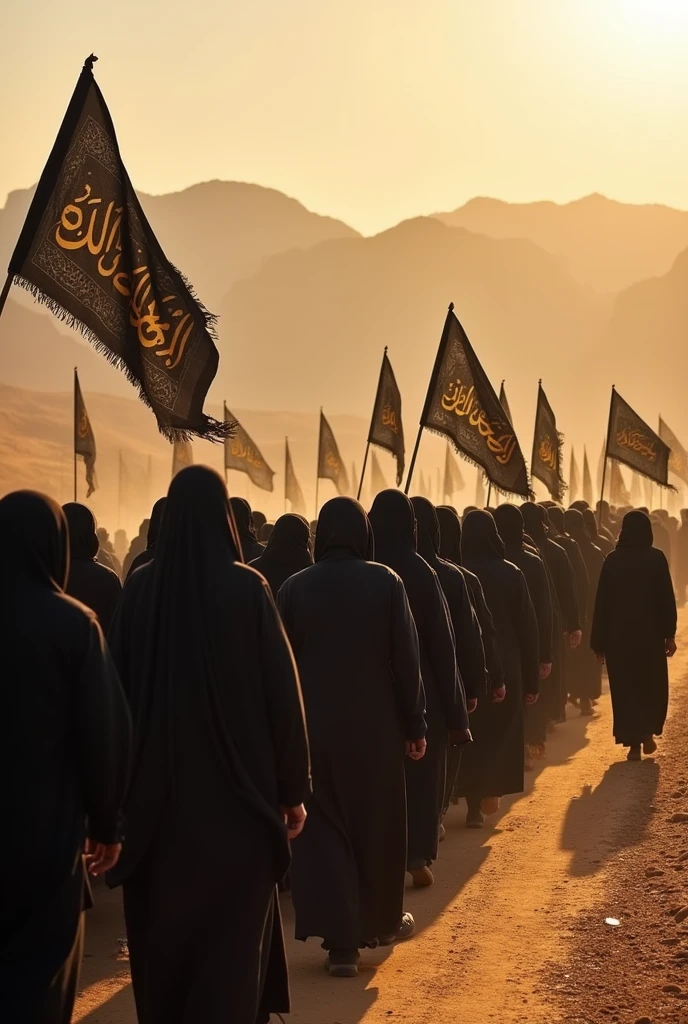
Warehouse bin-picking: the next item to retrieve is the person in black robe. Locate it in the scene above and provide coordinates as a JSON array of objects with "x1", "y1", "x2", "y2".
[
  {"x1": 411, "y1": 497, "x2": 487, "y2": 819},
  {"x1": 259, "y1": 522, "x2": 274, "y2": 544},
  {"x1": 96, "y1": 526, "x2": 122, "y2": 576},
  {"x1": 250, "y1": 514, "x2": 313, "y2": 598},
  {"x1": 123, "y1": 519, "x2": 150, "y2": 578},
  {"x1": 126, "y1": 498, "x2": 167, "y2": 578},
  {"x1": 0, "y1": 491, "x2": 130, "y2": 1024},
  {"x1": 253, "y1": 509, "x2": 268, "y2": 537},
  {"x1": 650, "y1": 511, "x2": 673, "y2": 570},
  {"x1": 583, "y1": 508, "x2": 614, "y2": 557},
  {"x1": 230, "y1": 497, "x2": 266, "y2": 562},
  {"x1": 455, "y1": 511, "x2": 539, "y2": 826},
  {"x1": 369, "y1": 490, "x2": 471, "y2": 882},
  {"x1": 62, "y1": 502, "x2": 122, "y2": 633},
  {"x1": 675, "y1": 508, "x2": 688, "y2": 607},
  {"x1": 108, "y1": 466, "x2": 309, "y2": 1024},
  {"x1": 546, "y1": 506, "x2": 589, "y2": 617},
  {"x1": 278, "y1": 497, "x2": 426, "y2": 976},
  {"x1": 591, "y1": 510, "x2": 677, "y2": 761},
  {"x1": 565, "y1": 508, "x2": 605, "y2": 708},
  {"x1": 493, "y1": 504, "x2": 554, "y2": 755},
  {"x1": 521, "y1": 502, "x2": 582, "y2": 724},
  {"x1": 436, "y1": 505, "x2": 503, "y2": 694}
]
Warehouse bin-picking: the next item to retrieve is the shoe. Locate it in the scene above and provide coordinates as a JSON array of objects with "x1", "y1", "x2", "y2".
[
  {"x1": 466, "y1": 811, "x2": 484, "y2": 829},
  {"x1": 481, "y1": 796, "x2": 500, "y2": 816},
  {"x1": 438, "y1": 823, "x2": 446, "y2": 842},
  {"x1": 580, "y1": 699, "x2": 594, "y2": 717},
  {"x1": 325, "y1": 949, "x2": 360, "y2": 977},
  {"x1": 642, "y1": 735, "x2": 657, "y2": 755},
  {"x1": 379, "y1": 912, "x2": 416, "y2": 946},
  {"x1": 627, "y1": 745, "x2": 642, "y2": 762},
  {"x1": 409, "y1": 866, "x2": 434, "y2": 888}
]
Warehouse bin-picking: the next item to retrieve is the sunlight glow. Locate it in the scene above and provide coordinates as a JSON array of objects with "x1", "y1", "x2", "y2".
[{"x1": 619, "y1": 0, "x2": 688, "y2": 29}]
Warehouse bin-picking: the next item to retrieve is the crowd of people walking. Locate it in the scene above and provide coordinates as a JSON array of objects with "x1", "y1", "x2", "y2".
[{"x1": 0, "y1": 470, "x2": 680, "y2": 1023}]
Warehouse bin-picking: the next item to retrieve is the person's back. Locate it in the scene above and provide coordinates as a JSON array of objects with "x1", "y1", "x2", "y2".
[{"x1": 63, "y1": 502, "x2": 122, "y2": 632}]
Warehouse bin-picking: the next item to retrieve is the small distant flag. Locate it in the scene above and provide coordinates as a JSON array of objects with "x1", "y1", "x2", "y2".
[
  {"x1": 605, "y1": 388, "x2": 671, "y2": 488},
  {"x1": 531, "y1": 382, "x2": 566, "y2": 502},
  {"x1": 223, "y1": 404, "x2": 274, "y2": 492},
  {"x1": 317, "y1": 411, "x2": 349, "y2": 496},
  {"x1": 569, "y1": 448, "x2": 581, "y2": 502},
  {"x1": 498, "y1": 381, "x2": 513, "y2": 426},
  {"x1": 285, "y1": 438, "x2": 306, "y2": 517},
  {"x1": 443, "y1": 444, "x2": 465, "y2": 500},
  {"x1": 74, "y1": 368, "x2": 97, "y2": 498},
  {"x1": 172, "y1": 440, "x2": 193, "y2": 478},
  {"x1": 366, "y1": 349, "x2": 405, "y2": 486},
  {"x1": 582, "y1": 447, "x2": 594, "y2": 507},
  {"x1": 658, "y1": 416, "x2": 688, "y2": 487}
]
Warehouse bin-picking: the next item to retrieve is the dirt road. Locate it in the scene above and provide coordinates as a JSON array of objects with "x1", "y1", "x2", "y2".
[{"x1": 73, "y1": 615, "x2": 688, "y2": 1024}]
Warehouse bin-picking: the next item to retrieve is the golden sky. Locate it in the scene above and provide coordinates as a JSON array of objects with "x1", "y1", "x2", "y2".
[{"x1": 2, "y1": 0, "x2": 688, "y2": 234}]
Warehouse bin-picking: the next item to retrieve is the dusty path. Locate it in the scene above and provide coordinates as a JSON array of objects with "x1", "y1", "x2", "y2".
[{"x1": 74, "y1": 614, "x2": 688, "y2": 1024}]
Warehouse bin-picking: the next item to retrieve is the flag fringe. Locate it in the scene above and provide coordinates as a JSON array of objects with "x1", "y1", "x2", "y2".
[
  {"x1": 13, "y1": 274, "x2": 232, "y2": 445},
  {"x1": 422, "y1": 426, "x2": 534, "y2": 502},
  {"x1": 553, "y1": 430, "x2": 568, "y2": 503}
]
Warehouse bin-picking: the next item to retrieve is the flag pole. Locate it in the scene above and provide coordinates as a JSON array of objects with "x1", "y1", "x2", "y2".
[
  {"x1": 73, "y1": 367, "x2": 78, "y2": 502},
  {"x1": 0, "y1": 273, "x2": 12, "y2": 322},
  {"x1": 284, "y1": 437, "x2": 288, "y2": 514},
  {"x1": 405, "y1": 303, "x2": 454, "y2": 494},
  {"x1": 404, "y1": 427, "x2": 423, "y2": 495},
  {"x1": 315, "y1": 409, "x2": 322, "y2": 519},
  {"x1": 359, "y1": 346, "x2": 387, "y2": 500},
  {"x1": 357, "y1": 443, "x2": 371, "y2": 501},
  {"x1": 486, "y1": 482, "x2": 492, "y2": 508},
  {"x1": 598, "y1": 385, "x2": 614, "y2": 525}
]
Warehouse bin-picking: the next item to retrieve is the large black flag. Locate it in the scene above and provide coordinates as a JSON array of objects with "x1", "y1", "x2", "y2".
[
  {"x1": 605, "y1": 389, "x2": 671, "y2": 487},
  {"x1": 9, "y1": 57, "x2": 226, "y2": 443},
  {"x1": 318, "y1": 412, "x2": 349, "y2": 495},
  {"x1": 285, "y1": 439, "x2": 306, "y2": 517},
  {"x1": 531, "y1": 382, "x2": 566, "y2": 502},
  {"x1": 416, "y1": 305, "x2": 530, "y2": 498},
  {"x1": 659, "y1": 416, "x2": 688, "y2": 487},
  {"x1": 367, "y1": 349, "x2": 405, "y2": 486},
  {"x1": 223, "y1": 405, "x2": 274, "y2": 492},
  {"x1": 74, "y1": 368, "x2": 96, "y2": 497}
]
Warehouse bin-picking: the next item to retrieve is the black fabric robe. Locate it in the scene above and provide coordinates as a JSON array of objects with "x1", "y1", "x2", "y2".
[
  {"x1": 675, "y1": 510, "x2": 688, "y2": 605},
  {"x1": 126, "y1": 498, "x2": 167, "y2": 578},
  {"x1": 250, "y1": 513, "x2": 313, "y2": 599},
  {"x1": 591, "y1": 511, "x2": 677, "y2": 746},
  {"x1": 369, "y1": 491, "x2": 469, "y2": 870},
  {"x1": 230, "y1": 497, "x2": 266, "y2": 563},
  {"x1": 62, "y1": 502, "x2": 122, "y2": 633},
  {"x1": 0, "y1": 491, "x2": 130, "y2": 1024},
  {"x1": 456, "y1": 511, "x2": 540, "y2": 799},
  {"x1": 584, "y1": 508, "x2": 614, "y2": 557},
  {"x1": 565, "y1": 508, "x2": 605, "y2": 701},
  {"x1": 278, "y1": 497, "x2": 426, "y2": 949},
  {"x1": 108, "y1": 467, "x2": 309, "y2": 1024},
  {"x1": 123, "y1": 522, "x2": 149, "y2": 579},
  {"x1": 546, "y1": 506, "x2": 590, "y2": 623}
]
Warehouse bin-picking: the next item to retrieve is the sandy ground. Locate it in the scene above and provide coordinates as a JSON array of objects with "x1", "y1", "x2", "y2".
[{"x1": 72, "y1": 613, "x2": 688, "y2": 1024}]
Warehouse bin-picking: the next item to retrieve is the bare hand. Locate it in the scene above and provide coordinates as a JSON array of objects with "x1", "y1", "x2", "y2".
[
  {"x1": 466, "y1": 698, "x2": 478, "y2": 714},
  {"x1": 539, "y1": 663, "x2": 552, "y2": 680},
  {"x1": 525, "y1": 693, "x2": 539, "y2": 706},
  {"x1": 569, "y1": 630, "x2": 582, "y2": 650},
  {"x1": 280, "y1": 804, "x2": 307, "y2": 840},
  {"x1": 666, "y1": 638, "x2": 677, "y2": 657},
  {"x1": 405, "y1": 738, "x2": 427, "y2": 761},
  {"x1": 85, "y1": 839, "x2": 122, "y2": 876},
  {"x1": 492, "y1": 685, "x2": 506, "y2": 703},
  {"x1": 448, "y1": 727, "x2": 473, "y2": 746},
  {"x1": 595, "y1": 652, "x2": 605, "y2": 666}
]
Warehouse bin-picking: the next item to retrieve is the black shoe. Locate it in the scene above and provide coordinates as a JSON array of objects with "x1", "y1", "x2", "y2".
[
  {"x1": 642, "y1": 735, "x2": 657, "y2": 755},
  {"x1": 466, "y1": 811, "x2": 484, "y2": 829},
  {"x1": 627, "y1": 745, "x2": 642, "y2": 762},
  {"x1": 379, "y1": 912, "x2": 416, "y2": 946},
  {"x1": 325, "y1": 949, "x2": 360, "y2": 977}
]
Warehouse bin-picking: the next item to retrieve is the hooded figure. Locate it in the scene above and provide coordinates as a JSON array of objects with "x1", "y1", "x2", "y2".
[
  {"x1": 546, "y1": 506, "x2": 590, "y2": 622},
  {"x1": 123, "y1": 520, "x2": 150, "y2": 579},
  {"x1": 436, "y1": 505, "x2": 503, "y2": 693},
  {"x1": 125, "y1": 498, "x2": 167, "y2": 578},
  {"x1": 675, "y1": 508, "x2": 688, "y2": 607},
  {"x1": 250, "y1": 514, "x2": 313, "y2": 598},
  {"x1": 0, "y1": 492, "x2": 130, "y2": 1024},
  {"x1": 455, "y1": 511, "x2": 539, "y2": 825},
  {"x1": 230, "y1": 497, "x2": 265, "y2": 563},
  {"x1": 96, "y1": 527, "x2": 122, "y2": 577},
  {"x1": 369, "y1": 491, "x2": 470, "y2": 883},
  {"x1": 62, "y1": 502, "x2": 122, "y2": 633},
  {"x1": 591, "y1": 510, "x2": 677, "y2": 760},
  {"x1": 108, "y1": 467, "x2": 309, "y2": 1024},
  {"x1": 583, "y1": 508, "x2": 614, "y2": 557},
  {"x1": 278, "y1": 497, "x2": 426, "y2": 976},
  {"x1": 565, "y1": 507, "x2": 605, "y2": 704}
]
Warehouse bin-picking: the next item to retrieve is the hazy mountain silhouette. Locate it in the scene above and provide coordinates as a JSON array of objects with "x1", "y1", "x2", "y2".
[{"x1": 435, "y1": 194, "x2": 688, "y2": 295}]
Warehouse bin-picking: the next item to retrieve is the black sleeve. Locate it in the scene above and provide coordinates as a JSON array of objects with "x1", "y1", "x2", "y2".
[
  {"x1": 550, "y1": 544, "x2": 582, "y2": 633},
  {"x1": 448, "y1": 574, "x2": 487, "y2": 702},
  {"x1": 590, "y1": 558, "x2": 611, "y2": 654},
  {"x1": 568, "y1": 543, "x2": 590, "y2": 627},
  {"x1": 531, "y1": 557, "x2": 554, "y2": 664},
  {"x1": 73, "y1": 619, "x2": 131, "y2": 844},
  {"x1": 468, "y1": 574, "x2": 504, "y2": 691},
  {"x1": 389, "y1": 575, "x2": 427, "y2": 741},
  {"x1": 655, "y1": 551, "x2": 678, "y2": 640},
  {"x1": 425, "y1": 571, "x2": 469, "y2": 732},
  {"x1": 514, "y1": 571, "x2": 540, "y2": 697},
  {"x1": 258, "y1": 581, "x2": 311, "y2": 808}
]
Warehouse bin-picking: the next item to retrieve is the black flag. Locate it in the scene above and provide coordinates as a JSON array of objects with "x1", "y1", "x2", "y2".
[
  {"x1": 659, "y1": 416, "x2": 688, "y2": 487},
  {"x1": 172, "y1": 440, "x2": 193, "y2": 478},
  {"x1": 74, "y1": 368, "x2": 96, "y2": 497},
  {"x1": 367, "y1": 349, "x2": 405, "y2": 486},
  {"x1": 223, "y1": 405, "x2": 274, "y2": 492},
  {"x1": 416, "y1": 305, "x2": 530, "y2": 498},
  {"x1": 443, "y1": 444, "x2": 465, "y2": 499},
  {"x1": 605, "y1": 389, "x2": 671, "y2": 487},
  {"x1": 9, "y1": 57, "x2": 226, "y2": 443},
  {"x1": 318, "y1": 412, "x2": 349, "y2": 495},
  {"x1": 498, "y1": 381, "x2": 513, "y2": 426},
  {"x1": 285, "y1": 439, "x2": 306, "y2": 517},
  {"x1": 531, "y1": 382, "x2": 566, "y2": 502}
]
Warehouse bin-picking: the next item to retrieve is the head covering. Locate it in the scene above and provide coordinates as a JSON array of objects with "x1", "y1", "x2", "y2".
[
  {"x1": 493, "y1": 503, "x2": 525, "y2": 549},
  {"x1": 315, "y1": 497, "x2": 372, "y2": 562},
  {"x1": 230, "y1": 498, "x2": 257, "y2": 540},
  {"x1": 0, "y1": 491, "x2": 68, "y2": 591},
  {"x1": 520, "y1": 501, "x2": 548, "y2": 545},
  {"x1": 410, "y1": 497, "x2": 440, "y2": 561},
  {"x1": 368, "y1": 489, "x2": 416, "y2": 562},
  {"x1": 564, "y1": 508, "x2": 590, "y2": 547},
  {"x1": 251, "y1": 513, "x2": 313, "y2": 595},
  {"x1": 62, "y1": 501, "x2": 99, "y2": 560},
  {"x1": 546, "y1": 505, "x2": 567, "y2": 537},
  {"x1": 570, "y1": 500, "x2": 589, "y2": 512},
  {"x1": 461, "y1": 509, "x2": 505, "y2": 561},
  {"x1": 259, "y1": 522, "x2": 274, "y2": 544},
  {"x1": 617, "y1": 509, "x2": 653, "y2": 549},
  {"x1": 147, "y1": 497, "x2": 167, "y2": 549},
  {"x1": 252, "y1": 510, "x2": 267, "y2": 535},
  {"x1": 436, "y1": 506, "x2": 463, "y2": 565}
]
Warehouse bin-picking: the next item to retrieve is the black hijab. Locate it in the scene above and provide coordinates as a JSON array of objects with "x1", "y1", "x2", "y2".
[
  {"x1": 461, "y1": 509, "x2": 505, "y2": 562},
  {"x1": 617, "y1": 510, "x2": 653, "y2": 549},
  {"x1": 520, "y1": 501, "x2": 548, "y2": 546},
  {"x1": 565, "y1": 507, "x2": 596, "y2": 552},
  {"x1": 410, "y1": 496, "x2": 441, "y2": 562},
  {"x1": 0, "y1": 490, "x2": 68, "y2": 592},
  {"x1": 125, "y1": 497, "x2": 168, "y2": 579},
  {"x1": 250, "y1": 513, "x2": 313, "y2": 595},
  {"x1": 229, "y1": 497, "x2": 264, "y2": 562},
  {"x1": 436, "y1": 506, "x2": 463, "y2": 565},
  {"x1": 493, "y1": 503, "x2": 525, "y2": 550},
  {"x1": 62, "y1": 502, "x2": 99, "y2": 561},
  {"x1": 315, "y1": 497, "x2": 372, "y2": 562}
]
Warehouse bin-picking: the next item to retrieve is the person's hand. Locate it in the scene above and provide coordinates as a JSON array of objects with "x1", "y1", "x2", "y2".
[
  {"x1": 595, "y1": 652, "x2": 605, "y2": 666},
  {"x1": 666, "y1": 638, "x2": 677, "y2": 657},
  {"x1": 466, "y1": 698, "x2": 478, "y2": 714},
  {"x1": 448, "y1": 727, "x2": 473, "y2": 746},
  {"x1": 280, "y1": 804, "x2": 307, "y2": 840},
  {"x1": 525, "y1": 692, "x2": 539, "y2": 706},
  {"x1": 569, "y1": 630, "x2": 582, "y2": 650},
  {"x1": 85, "y1": 839, "x2": 122, "y2": 877},
  {"x1": 405, "y1": 738, "x2": 427, "y2": 761},
  {"x1": 492, "y1": 685, "x2": 506, "y2": 703},
  {"x1": 539, "y1": 663, "x2": 552, "y2": 680}
]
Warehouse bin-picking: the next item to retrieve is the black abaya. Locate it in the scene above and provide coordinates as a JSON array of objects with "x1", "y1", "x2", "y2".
[
  {"x1": 108, "y1": 467, "x2": 309, "y2": 1024},
  {"x1": 277, "y1": 497, "x2": 426, "y2": 950},
  {"x1": 62, "y1": 503, "x2": 122, "y2": 633},
  {"x1": 250, "y1": 514, "x2": 313, "y2": 598},
  {"x1": 565, "y1": 508, "x2": 605, "y2": 701},
  {"x1": 0, "y1": 491, "x2": 130, "y2": 1024},
  {"x1": 591, "y1": 511, "x2": 677, "y2": 746},
  {"x1": 230, "y1": 497, "x2": 266, "y2": 563},
  {"x1": 126, "y1": 498, "x2": 167, "y2": 578}
]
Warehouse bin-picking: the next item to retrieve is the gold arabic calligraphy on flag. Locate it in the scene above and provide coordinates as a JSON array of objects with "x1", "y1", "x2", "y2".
[
  {"x1": 537, "y1": 437, "x2": 557, "y2": 471},
  {"x1": 615, "y1": 425, "x2": 657, "y2": 463},
  {"x1": 381, "y1": 404, "x2": 400, "y2": 434},
  {"x1": 229, "y1": 436, "x2": 267, "y2": 471},
  {"x1": 441, "y1": 377, "x2": 517, "y2": 466}
]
